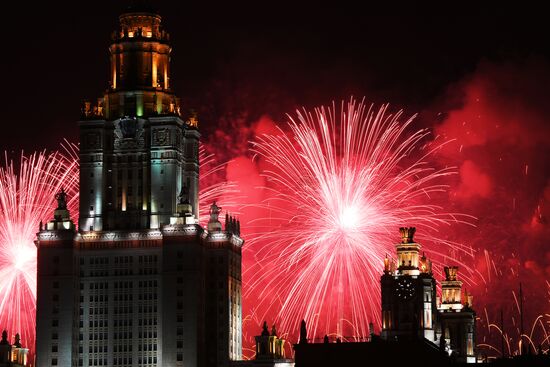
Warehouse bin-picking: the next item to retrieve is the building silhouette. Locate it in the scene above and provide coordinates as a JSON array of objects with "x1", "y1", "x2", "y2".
[
  {"x1": 233, "y1": 322, "x2": 294, "y2": 367},
  {"x1": 0, "y1": 331, "x2": 29, "y2": 367},
  {"x1": 294, "y1": 227, "x2": 477, "y2": 366},
  {"x1": 380, "y1": 227, "x2": 475, "y2": 363},
  {"x1": 35, "y1": 6, "x2": 242, "y2": 367}
]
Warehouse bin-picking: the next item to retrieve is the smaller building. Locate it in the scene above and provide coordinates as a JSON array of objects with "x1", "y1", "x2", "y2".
[
  {"x1": 294, "y1": 330, "x2": 450, "y2": 367},
  {"x1": 293, "y1": 227, "x2": 478, "y2": 366},
  {"x1": 0, "y1": 331, "x2": 29, "y2": 367},
  {"x1": 232, "y1": 323, "x2": 294, "y2": 367},
  {"x1": 437, "y1": 266, "x2": 476, "y2": 363}
]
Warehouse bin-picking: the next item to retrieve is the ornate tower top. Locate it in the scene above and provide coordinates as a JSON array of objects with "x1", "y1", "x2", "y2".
[
  {"x1": 86, "y1": 5, "x2": 183, "y2": 121},
  {"x1": 395, "y1": 227, "x2": 421, "y2": 275},
  {"x1": 439, "y1": 266, "x2": 464, "y2": 310},
  {"x1": 399, "y1": 227, "x2": 416, "y2": 243},
  {"x1": 444, "y1": 266, "x2": 459, "y2": 281}
]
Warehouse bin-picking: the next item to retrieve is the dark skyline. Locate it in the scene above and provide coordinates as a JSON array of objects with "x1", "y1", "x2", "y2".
[{"x1": 1, "y1": 2, "x2": 548, "y2": 151}]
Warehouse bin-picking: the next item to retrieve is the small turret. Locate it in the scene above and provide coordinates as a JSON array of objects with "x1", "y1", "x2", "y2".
[
  {"x1": 168, "y1": 184, "x2": 197, "y2": 225},
  {"x1": 255, "y1": 322, "x2": 287, "y2": 360},
  {"x1": 0, "y1": 330, "x2": 10, "y2": 364},
  {"x1": 40, "y1": 189, "x2": 75, "y2": 231},
  {"x1": 262, "y1": 321, "x2": 270, "y2": 336},
  {"x1": 395, "y1": 227, "x2": 421, "y2": 275},
  {"x1": 223, "y1": 212, "x2": 241, "y2": 236},
  {"x1": 439, "y1": 266, "x2": 463, "y2": 311}
]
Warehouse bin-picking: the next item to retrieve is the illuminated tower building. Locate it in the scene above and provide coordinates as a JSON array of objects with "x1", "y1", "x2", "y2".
[
  {"x1": 436, "y1": 267, "x2": 476, "y2": 363},
  {"x1": 36, "y1": 6, "x2": 242, "y2": 367},
  {"x1": 380, "y1": 227, "x2": 437, "y2": 342},
  {"x1": 380, "y1": 228, "x2": 476, "y2": 363}
]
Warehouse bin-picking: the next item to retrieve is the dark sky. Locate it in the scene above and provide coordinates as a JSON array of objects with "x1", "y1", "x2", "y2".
[{"x1": 0, "y1": 1, "x2": 548, "y2": 151}]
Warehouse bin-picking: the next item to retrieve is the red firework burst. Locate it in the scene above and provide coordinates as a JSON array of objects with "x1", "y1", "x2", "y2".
[
  {"x1": 0, "y1": 150, "x2": 79, "y2": 356},
  {"x1": 244, "y1": 99, "x2": 475, "y2": 342}
]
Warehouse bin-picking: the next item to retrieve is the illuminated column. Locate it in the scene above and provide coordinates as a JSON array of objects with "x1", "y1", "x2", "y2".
[
  {"x1": 395, "y1": 227, "x2": 421, "y2": 276},
  {"x1": 439, "y1": 266, "x2": 463, "y2": 311},
  {"x1": 152, "y1": 53, "x2": 158, "y2": 88}
]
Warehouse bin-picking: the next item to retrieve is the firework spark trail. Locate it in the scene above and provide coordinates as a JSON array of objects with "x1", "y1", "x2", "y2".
[
  {"x1": 245, "y1": 99, "x2": 475, "y2": 341},
  {"x1": 0, "y1": 151, "x2": 79, "y2": 353},
  {"x1": 197, "y1": 144, "x2": 241, "y2": 225},
  {"x1": 478, "y1": 309, "x2": 550, "y2": 358}
]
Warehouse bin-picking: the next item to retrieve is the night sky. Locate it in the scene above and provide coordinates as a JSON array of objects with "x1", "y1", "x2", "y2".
[
  {"x1": 2, "y1": 0, "x2": 550, "y2": 356},
  {"x1": 1, "y1": 2, "x2": 548, "y2": 150}
]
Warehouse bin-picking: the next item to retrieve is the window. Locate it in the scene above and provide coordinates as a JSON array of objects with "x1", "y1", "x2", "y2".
[
  {"x1": 51, "y1": 345, "x2": 58, "y2": 352},
  {"x1": 52, "y1": 358, "x2": 58, "y2": 365}
]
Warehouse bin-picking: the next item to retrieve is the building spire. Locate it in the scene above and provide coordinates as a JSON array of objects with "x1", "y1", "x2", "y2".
[
  {"x1": 0, "y1": 330, "x2": 7, "y2": 345},
  {"x1": 261, "y1": 321, "x2": 269, "y2": 336}
]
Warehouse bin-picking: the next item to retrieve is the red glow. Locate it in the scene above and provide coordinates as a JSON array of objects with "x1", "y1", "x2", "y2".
[
  {"x1": 0, "y1": 149, "x2": 79, "y2": 359},
  {"x1": 241, "y1": 99, "x2": 474, "y2": 347}
]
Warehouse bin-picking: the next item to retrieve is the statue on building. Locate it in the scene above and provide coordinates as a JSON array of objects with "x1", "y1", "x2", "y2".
[
  {"x1": 55, "y1": 188, "x2": 67, "y2": 210},
  {"x1": 13, "y1": 333, "x2": 21, "y2": 348},
  {"x1": 207, "y1": 202, "x2": 223, "y2": 231},
  {"x1": 299, "y1": 319, "x2": 308, "y2": 344},
  {"x1": 178, "y1": 184, "x2": 189, "y2": 204},
  {"x1": 209, "y1": 202, "x2": 221, "y2": 222}
]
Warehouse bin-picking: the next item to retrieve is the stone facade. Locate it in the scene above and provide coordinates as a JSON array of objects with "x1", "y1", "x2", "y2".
[{"x1": 36, "y1": 7, "x2": 242, "y2": 367}]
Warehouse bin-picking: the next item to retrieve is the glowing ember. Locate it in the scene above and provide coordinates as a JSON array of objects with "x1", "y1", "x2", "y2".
[{"x1": 245, "y1": 99, "x2": 474, "y2": 340}]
